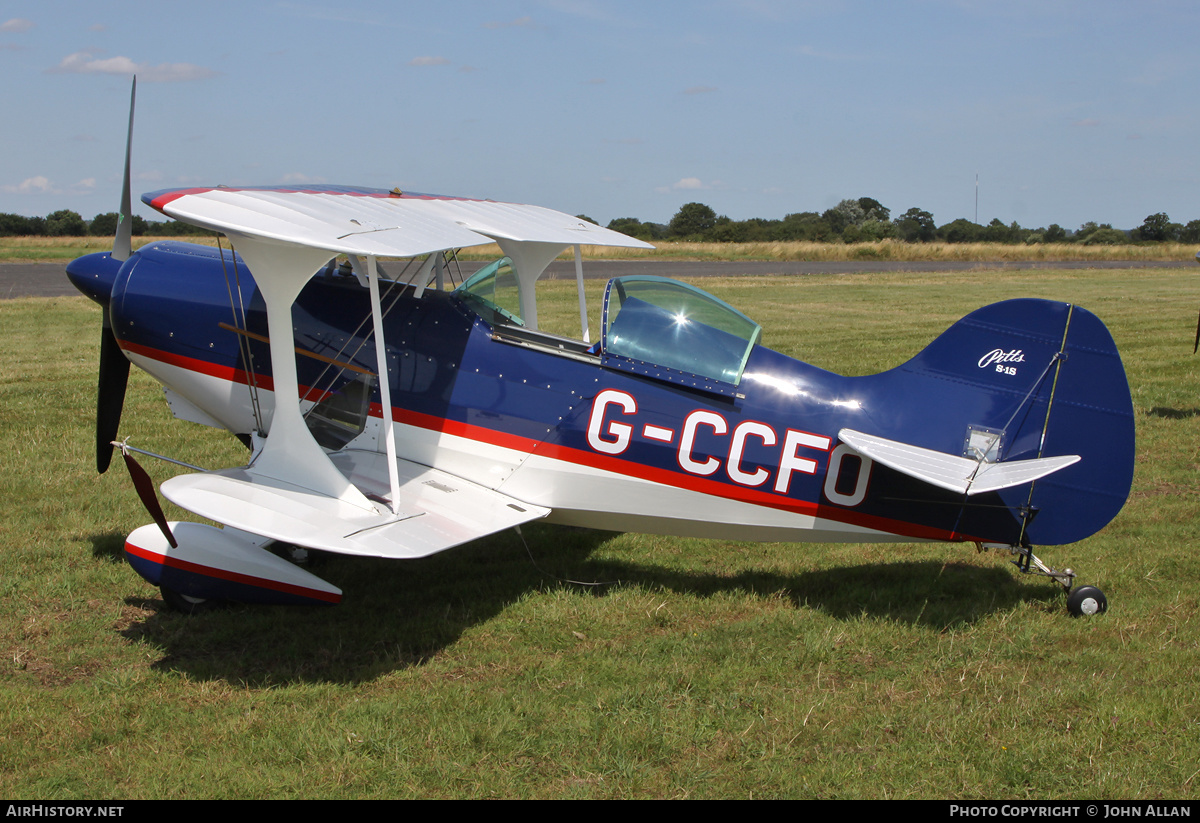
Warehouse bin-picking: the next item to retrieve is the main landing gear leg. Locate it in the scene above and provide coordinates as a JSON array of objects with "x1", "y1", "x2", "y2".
[{"x1": 977, "y1": 541, "x2": 1108, "y2": 617}]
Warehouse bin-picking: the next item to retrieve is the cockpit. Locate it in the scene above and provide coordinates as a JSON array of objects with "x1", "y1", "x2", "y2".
[
  {"x1": 454, "y1": 259, "x2": 761, "y2": 395},
  {"x1": 453, "y1": 257, "x2": 526, "y2": 329},
  {"x1": 601, "y1": 275, "x2": 761, "y2": 392}
]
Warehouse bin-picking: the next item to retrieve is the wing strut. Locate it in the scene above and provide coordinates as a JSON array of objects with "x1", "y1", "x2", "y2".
[
  {"x1": 574, "y1": 244, "x2": 590, "y2": 343},
  {"x1": 364, "y1": 255, "x2": 401, "y2": 514},
  {"x1": 231, "y1": 235, "x2": 374, "y2": 511}
]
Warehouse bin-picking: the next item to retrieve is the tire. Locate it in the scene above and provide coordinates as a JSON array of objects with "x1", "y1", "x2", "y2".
[
  {"x1": 160, "y1": 586, "x2": 222, "y2": 615},
  {"x1": 1067, "y1": 585, "x2": 1108, "y2": 617}
]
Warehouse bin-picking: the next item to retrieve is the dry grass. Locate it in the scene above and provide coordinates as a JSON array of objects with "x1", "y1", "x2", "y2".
[
  {"x1": 574, "y1": 239, "x2": 1199, "y2": 263},
  {"x1": 0, "y1": 235, "x2": 222, "y2": 263},
  {"x1": 4, "y1": 235, "x2": 1196, "y2": 264}
]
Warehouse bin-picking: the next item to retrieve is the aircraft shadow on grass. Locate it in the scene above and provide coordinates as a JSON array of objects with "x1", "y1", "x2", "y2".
[
  {"x1": 1147, "y1": 406, "x2": 1200, "y2": 419},
  {"x1": 92, "y1": 525, "x2": 1045, "y2": 687}
]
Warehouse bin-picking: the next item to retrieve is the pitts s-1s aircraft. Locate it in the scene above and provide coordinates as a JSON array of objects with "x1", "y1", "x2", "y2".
[{"x1": 66, "y1": 89, "x2": 1133, "y2": 618}]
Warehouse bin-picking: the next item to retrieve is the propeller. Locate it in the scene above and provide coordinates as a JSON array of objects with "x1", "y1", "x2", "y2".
[{"x1": 96, "y1": 77, "x2": 136, "y2": 473}]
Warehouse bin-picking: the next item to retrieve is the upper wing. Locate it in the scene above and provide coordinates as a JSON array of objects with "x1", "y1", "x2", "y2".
[
  {"x1": 143, "y1": 185, "x2": 654, "y2": 258},
  {"x1": 838, "y1": 428, "x2": 1080, "y2": 496}
]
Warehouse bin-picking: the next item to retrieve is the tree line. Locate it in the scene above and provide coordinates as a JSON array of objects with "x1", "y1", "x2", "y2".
[
  {"x1": 589, "y1": 199, "x2": 1200, "y2": 245},
  {"x1": 5, "y1": 200, "x2": 1199, "y2": 245},
  {"x1": 0, "y1": 210, "x2": 213, "y2": 238}
]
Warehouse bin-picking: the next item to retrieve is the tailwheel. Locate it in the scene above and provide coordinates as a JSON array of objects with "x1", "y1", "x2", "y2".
[
  {"x1": 1066, "y1": 585, "x2": 1108, "y2": 617},
  {"x1": 991, "y1": 542, "x2": 1109, "y2": 616},
  {"x1": 160, "y1": 586, "x2": 223, "y2": 615}
]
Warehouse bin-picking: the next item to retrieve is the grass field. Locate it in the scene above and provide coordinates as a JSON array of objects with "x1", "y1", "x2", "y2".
[{"x1": 2, "y1": 266, "x2": 1199, "y2": 798}]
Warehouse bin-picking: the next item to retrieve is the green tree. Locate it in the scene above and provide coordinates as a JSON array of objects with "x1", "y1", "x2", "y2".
[
  {"x1": 0, "y1": 213, "x2": 45, "y2": 236},
  {"x1": 857, "y1": 197, "x2": 889, "y2": 222},
  {"x1": 669, "y1": 202, "x2": 717, "y2": 238},
  {"x1": 738, "y1": 217, "x2": 782, "y2": 242},
  {"x1": 1044, "y1": 224, "x2": 1067, "y2": 243},
  {"x1": 857, "y1": 219, "x2": 896, "y2": 241},
  {"x1": 893, "y1": 208, "x2": 935, "y2": 242},
  {"x1": 90, "y1": 212, "x2": 119, "y2": 236},
  {"x1": 45, "y1": 209, "x2": 85, "y2": 236},
  {"x1": 821, "y1": 200, "x2": 860, "y2": 238},
  {"x1": 1073, "y1": 222, "x2": 1114, "y2": 243},
  {"x1": 982, "y1": 218, "x2": 1024, "y2": 244},
  {"x1": 938, "y1": 218, "x2": 983, "y2": 243},
  {"x1": 1136, "y1": 212, "x2": 1178, "y2": 242},
  {"x1": 607, "y1": 217, "x2": 662, "y2": 241},
  {"x1": 1138, "y1": 213, "x2": 1171, "y2": 241},
  {"x1": 785, "y1": 212, "x2": 833, "y2": 241},
  {"x1": 1081, "y1": 227, "x2": 1129, "y2": 245},
  {"x1": 708, "y1": 216, "x2": 748, "y2": 243}
]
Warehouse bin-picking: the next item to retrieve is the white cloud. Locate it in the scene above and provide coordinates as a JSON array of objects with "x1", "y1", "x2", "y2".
[
  {"x1": 409, "y1": 56, "x2": 451, "y2": 66},
  {"x1": 655, "y1": 177, "x2": 709, "y2": 194},
  {"x1": 653, "y1": 177, "x2": 727, "y2": 195},
  {"x1": 1, "y1": 18, "x2": 33, "y2": 33},
  {"x1": 47, "y1": 51, "x2": 218, "y2": 82},
  {"x1": 3, "y1": 176, "x2": 55, "y2": 195}
]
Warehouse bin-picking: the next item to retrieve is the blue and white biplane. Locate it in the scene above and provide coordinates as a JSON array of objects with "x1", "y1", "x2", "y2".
[{"x1": 66, "y1": 86, "x2": 1133, "y2": 617}]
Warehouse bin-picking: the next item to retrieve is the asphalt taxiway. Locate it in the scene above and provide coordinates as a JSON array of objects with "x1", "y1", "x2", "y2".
[{"x1": 3, "y1": 258, "x2": 1195, "y2": 300}]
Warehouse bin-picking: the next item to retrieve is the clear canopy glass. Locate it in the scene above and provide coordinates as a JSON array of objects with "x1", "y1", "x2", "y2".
[{"x1": 602, "y1": 276, "x2": 761, "y2": 386}]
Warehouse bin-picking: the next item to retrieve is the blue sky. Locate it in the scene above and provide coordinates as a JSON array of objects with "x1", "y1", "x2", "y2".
[{"x1": 2, "y1": 0, "x2": 1198, "y2": 232}]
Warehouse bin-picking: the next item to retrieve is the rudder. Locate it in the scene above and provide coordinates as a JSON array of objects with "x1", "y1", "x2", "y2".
[{"x1": 878, "y1": 299, "x2": 1134, "y2": 545}]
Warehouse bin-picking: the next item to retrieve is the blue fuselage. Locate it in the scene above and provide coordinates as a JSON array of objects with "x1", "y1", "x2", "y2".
[{"x1": 67, "y1": 241, "x2": 1135, "y2": 548}]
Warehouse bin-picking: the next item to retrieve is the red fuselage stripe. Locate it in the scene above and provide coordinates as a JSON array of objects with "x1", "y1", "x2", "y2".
[{"x1": 124, "y1": 341, "x2": 968, "y2": 543}]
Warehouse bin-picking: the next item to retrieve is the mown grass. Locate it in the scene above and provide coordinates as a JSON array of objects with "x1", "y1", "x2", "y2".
[
  {"x1": 4, "y1": 234, "x2": 1197, "y2": 264},
  {"x1": 2, "y1": 267, "x2": 1199, "y2": 798}
]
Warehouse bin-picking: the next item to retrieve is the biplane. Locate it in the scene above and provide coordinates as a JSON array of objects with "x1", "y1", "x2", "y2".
[{"x1": 66, "y1": 84, "x2": 1134, "y2": 617}]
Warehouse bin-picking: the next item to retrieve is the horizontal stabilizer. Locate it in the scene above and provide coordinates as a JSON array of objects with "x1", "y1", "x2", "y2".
[
  {"x1": 838, "y1": 429, "x2": 1079, "y2": 496},
  {"x1": 161, "y1": 450, "x2": 549, "y2": 559}
]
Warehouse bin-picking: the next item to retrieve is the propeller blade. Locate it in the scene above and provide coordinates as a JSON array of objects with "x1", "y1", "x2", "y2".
[
  {"x1": 119, "y1": 448, "x2": 177, "y2": 548},
  {"x1": 113, "y1": 76, "x2": 135, "y2": 262},
  {"x1": 1194, "y1": 309, "x2": 1199, "y2": 355},
  {"x1": 96, "y1": 77, "x2": 137, "y2": 472},
  {"x1": 96, "y1": 306, "x2": 130, "y2": 473}
]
